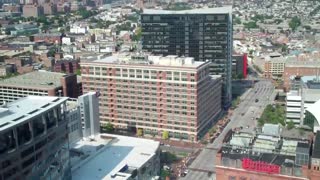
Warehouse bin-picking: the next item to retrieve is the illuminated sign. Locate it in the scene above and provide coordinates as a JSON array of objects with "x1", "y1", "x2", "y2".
[{"x1": 242, "y1": 158, "x2": 280, "y2": 174}]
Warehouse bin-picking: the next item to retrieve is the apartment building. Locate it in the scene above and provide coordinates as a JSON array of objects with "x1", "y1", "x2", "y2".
[
  {"x1": 81, "y1": 54, "x2": 222, "y2": 142},
  {"x1": 22, "y1": 4, "x2": 43, "y2": 18},
  {"x1": 0, "y1": 96, "x2": 71, "y2": 180},
  {"x1": 141, "y1": 7, "x2": 233, "y2": 108},
  {"x1": 0, "y1": 71, "x2": 81, "y2": 104}
]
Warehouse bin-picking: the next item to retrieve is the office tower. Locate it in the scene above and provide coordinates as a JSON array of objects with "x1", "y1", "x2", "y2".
[
  {"x1": 78, "y1": 92, "x2": 100, "y2": 138},
  {"x1": 0, "y1": 96, "x2": 71, "y2": 179},
  {"x1": 141, "y1": 7, "x2": 233, "y2": 108},
  {"x1": 80, "y1": 54, "x2": 222, "y2": 142}
]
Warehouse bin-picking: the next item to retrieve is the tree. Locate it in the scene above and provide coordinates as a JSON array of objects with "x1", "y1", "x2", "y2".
[
  {"x1": 47, "y1": 48, "x2": 56, "y2": 57},
  {"x1": 244, "y1": 21, "x2": 258, "y2": 29},
  {"x1": 287, "y1": 120, "x2": 295, "y2": 130},
  {"x1": 289, "y1": 16, "x2": 301, "y2": 31},
  {"x1": 162, "y1": 131, "x2": 169, "y2": 140},
  {"x1": 103, "y1": 122, "x2": 114, "y2": 133},
  {"x1": 137, "y1": 128, "x2": 143, "y2": 136},
  {"x1": 234, "y1": 17, "x2": 241, "y2": 25},
  {"x1": 75, "y1": 69, "x2": 81, "y2": 76}
]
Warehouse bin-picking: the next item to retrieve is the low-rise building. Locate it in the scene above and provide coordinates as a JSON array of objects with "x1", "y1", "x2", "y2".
[
  {"x1": 71, "y1": 134, "x2": 160, "y2": 180},
  {"x1": 33, "y1": 33, "x2": 62, "y2": 44},
  {"x1": 0, "y1": 71, "x2": 81, "y2": 104},
  {"x1": 216, "y1": 124, "x2": 313, "y2": 180}
]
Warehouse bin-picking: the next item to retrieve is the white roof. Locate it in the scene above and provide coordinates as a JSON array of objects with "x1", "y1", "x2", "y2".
[
  {"x1": 0, "y1": 96, "x2": 68, "y2": 131},
  {"x1": 143, "y1": 6, "x2": 232, "y2": 15},
  {"x1": 71, "y1": 134, "x2": 159, "y2": 180},
  {"x1": 306, "y1": 99, "x2": 320, "y2": 125}
]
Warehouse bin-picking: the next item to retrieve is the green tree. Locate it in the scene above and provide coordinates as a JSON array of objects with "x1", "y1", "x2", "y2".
[
  {"x1": 162, "y1": 131, "x2": 169, "y2": 140},
  {"x1": 137, "y1": 128, "x2": 143, "y2": 136},
  {"x1": 234, "y1": 17, "x2": 241, "y2": 25},
  {"x1": 75, "y1": 69, "x2": 81, "y2": 76},
  {"x1": 244, "y1": 21, "x2": 258, "y2": 29},
  {"x1": 289, "y1": 16, "x2": 301, "y2": 31},
  {"x1": 47, "y1": 48, "x2": 56, "y2": 57},
  {"x1": 287, "y1": 120, "x2": 295, "y2": 130},
  {"x1": 103, "y1": 122, "x2": 114, "y2": 133},
  {"x1": 131, "y1": 27, "x2": 142, "y2": 41}
]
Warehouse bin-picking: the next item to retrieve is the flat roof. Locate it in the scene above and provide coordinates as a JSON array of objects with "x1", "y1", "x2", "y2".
[
  {"x1": 86, "y1": 54, "x2": 207, "y2": 68},
  {"x1": 0, "y1": 71, "x2": 73, "y2": 89},
  {"x1": 0, "y1": 96, "x2": 68, "y2": 131},
  {"x1": 71, "y1": 134, "x2": 159, "y2": 180},
  {"x1": 143, "y1": 6, "x2": 232, "y2": 15}
]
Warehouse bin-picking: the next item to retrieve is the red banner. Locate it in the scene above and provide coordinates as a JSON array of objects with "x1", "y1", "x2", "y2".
[{"x1": 242, "y1": 158, "x2": 280, "y2": 174}]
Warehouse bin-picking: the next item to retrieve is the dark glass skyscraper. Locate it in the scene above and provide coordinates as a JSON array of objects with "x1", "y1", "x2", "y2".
[{"x1": 141, "y1": 7, "x2": 233, "y2": 107}]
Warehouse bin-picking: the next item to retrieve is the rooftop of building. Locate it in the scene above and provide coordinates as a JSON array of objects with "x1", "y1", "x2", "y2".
[
  {"x1": 143, "y1": 6, "x2": 232, "y2": 15},
  {"x1": 71, "y1": 134, "x2": 159, "y2": 180},
  {"x1": 281, "y1": 128, "x2": 313, "y2": 141},
  {"x1": 285, "y1": 60, "x2": 320, "y2": 67},
  {"x1": 33, "y1": 33, "x2": 62, "y2": 37},
  {"x1": 83, "y1": 54, "x2": 207, "y2": 68},
  {"x1": 0, "y1": 71, "x2": 80, "y2": 89},
  {"x1": 0, "y1": 96, "x2": 68, "y2": 131}
]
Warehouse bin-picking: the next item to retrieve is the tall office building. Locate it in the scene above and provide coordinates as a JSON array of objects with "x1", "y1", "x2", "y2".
[
  {"x1": 80, "y1": 54, "x2": 222, "y2": 141},
  {"x1": 0, "y1": 96, "x2": 71, "y2": 180},
  {"x1": 141, "y1": 7, "x2": 233, "y2": 107}
]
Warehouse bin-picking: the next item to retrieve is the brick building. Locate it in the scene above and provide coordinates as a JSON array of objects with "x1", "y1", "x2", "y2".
[
  {"x1": 22, "y1": 4, "x2": 43, "y2": 18},
  {"x1": 232, "y1": 54, "x2": 248, "y2": 79},
  {"x1": 283, "y1": 61, "x2": 320, "y2": 91},
  {"x1": 33, "y1": 33, "x2": 62, "y2": 44},
  {"x1": 54, "y1": 59, "x2": 80, "y2": 74},
  {"x1": 215, "y1": 127, "x2": 320, "y2": 180},
  {"x1": 80, "y1": 54, "x2": 222, "y2": 142}
]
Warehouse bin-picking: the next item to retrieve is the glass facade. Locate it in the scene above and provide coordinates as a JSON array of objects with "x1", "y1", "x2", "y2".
[{"x1": 141, "y1": 12, "x2": 232, "y2": 107}]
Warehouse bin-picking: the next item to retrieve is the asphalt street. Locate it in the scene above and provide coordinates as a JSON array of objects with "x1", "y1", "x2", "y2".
[{"x1": 180, "y1": 79, "x2": 276, "y2": 180}]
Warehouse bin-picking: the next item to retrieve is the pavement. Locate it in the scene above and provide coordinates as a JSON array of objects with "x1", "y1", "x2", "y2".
[{"x1": 179, "y1": 79, "x2": 276, "y2": 180}]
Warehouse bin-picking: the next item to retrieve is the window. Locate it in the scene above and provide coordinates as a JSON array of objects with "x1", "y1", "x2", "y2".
[{"x1": 228, "y1": 176, "x2": 236, "y2": 180}]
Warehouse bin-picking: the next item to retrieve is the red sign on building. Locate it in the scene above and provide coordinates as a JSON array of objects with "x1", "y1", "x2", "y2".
[{"x1": 242, "y1": 158, "x2": 280, "y2": 174}]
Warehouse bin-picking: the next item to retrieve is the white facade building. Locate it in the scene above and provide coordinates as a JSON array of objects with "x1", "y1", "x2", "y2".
[{"x1": 78, "y1": 92, "x2": 100, "y2": 139}]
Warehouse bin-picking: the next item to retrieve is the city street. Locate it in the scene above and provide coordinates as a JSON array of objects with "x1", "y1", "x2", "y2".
[{"x1": 180, "y1": 79, "x2": 276, "y2": 180}]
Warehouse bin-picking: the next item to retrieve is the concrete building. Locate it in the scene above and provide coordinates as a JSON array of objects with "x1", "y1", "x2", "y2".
[
  {"x1": 0, "y1": 96, "x2": 71, "y2": 180},
  {"x1": 78, "y1": 92, "x2": 100, "y2": 138},
  {"x1": 22, "y1": 4, "x2": 43, "y2": 18},
  {"x1": 71, "y1": 134, "x2": 160, "y2": 180},
  {"x1": 264, "y1": 56, "x2": 286, "y2": 79},
  {"x1": 0, "y1": 71, "x2": 81, "y2": 104},
  {"x1": 141, "y1": 7, "x2": 233, "y2": 108},
  {"x1": 80, "y1": 54, "x2": 222, "y2": 142},
  {"x1": 66, "y1": 99, "x2": 82, "y2": 144}
]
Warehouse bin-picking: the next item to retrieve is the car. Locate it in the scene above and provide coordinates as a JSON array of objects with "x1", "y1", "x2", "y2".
[
  {"x1": 184, "y1": 170, "x2": 189, "y2": 174},
  {"x1": 255, "y1": 99, "x2": 259, "y2": 103}
]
